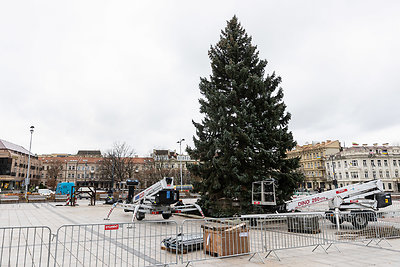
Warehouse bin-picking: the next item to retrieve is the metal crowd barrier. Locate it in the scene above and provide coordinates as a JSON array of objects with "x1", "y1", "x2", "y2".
[
  {"x1": 322, "y1": 210, "x2": 400, "y2": 247},
  {"x1": 0, "y1": 226, "x2": 52, "y2": 267},
  {"x1": 1, "y1": 211, "x2": 400, "y2": 267},
  {"x1": 261, "y1": 214, "x2": 327, "y2": 253},
  {"x1": 53, "y1": 221, "x2": 178, "y2": 267}
]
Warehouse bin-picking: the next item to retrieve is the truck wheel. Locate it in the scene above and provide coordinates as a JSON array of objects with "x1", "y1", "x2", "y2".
[
  {"x1": 136, "y1": 212, "x2": 145, "y2": 221},
  {"x1": 326, "y1": 212, "x2": 343, "y2": 225},
  {"x1": 329, "y1": 216, "x2": 343, "y2": 225},
  {"x1": 162, "y1": 213, "x2": 172, "y2": 220},
  {"x1": 351, "y1": 214, "x2": 368, "y2": 229}
]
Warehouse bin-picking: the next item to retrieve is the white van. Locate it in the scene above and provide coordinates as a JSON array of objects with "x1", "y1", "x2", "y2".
[{"x1": 38, "y1": 189, "x2": 54, "y2": 196}]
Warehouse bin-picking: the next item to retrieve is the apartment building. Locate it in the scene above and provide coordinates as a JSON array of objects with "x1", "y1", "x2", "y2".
[
  {"x1": 287, "y1": 140, "x2": 341, "y2": 190},
  {"x1": 40, "y1": 153, "x2": 154, "y2": 189},
  {"x1": 0, "y1": 139, "x2": 41, "y2": 190},
  {"x1": 152, "y1": 149, "x2": 199, "y2": 184},
  {"x1": 326, "y1": 145, "x2": 400, "y2": 192},
  {"x1": 40, "y1": 155, "x2": 102, "y2": 185}
]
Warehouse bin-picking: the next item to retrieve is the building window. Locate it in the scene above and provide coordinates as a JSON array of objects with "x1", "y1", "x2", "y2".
[
  {"x1": 345, "y1": 172, "x2": 349, "y2": 178},
  {"x1": 383, "y1": 183, "x2": 385, "y2": 190},
  {"x1": 379, "y1": 170, "x2": 383, "y2": 178},
  {"x1": 363, "y1": 160, "x2": 367, "y2": 167},
  {"x1": 395, "y1": 170, "x2": 399, "y2": 178},
  {"x1": 373, "y1": 171, "x2": 376, "y2": 179},
  {"x1": 339, "y1": 172, "x2": 342, "y2": 179},
  {"x1": 344, "y1": 161, "x2": 348, "y2": 168},
  {"x1": 386, "y1": 170, "x2": 390, "y2": 178},
  {"x1": 307, "y1": 182, "x2": 312, "y2": 188},
  {"x1": 351, "y1": 160, "x2": 358, "y2": 166},
  {"x1": 327, "y1": 162, "x2": 329, "y2": 168},
  {"x1": 394, "y1": 160, "x2": 397, "y2": 167},
  {"x1": 338, "y1": 162, "x2": 341, "y2": 168},
  {"x1": 384, "y1": 160, "x2": 388, "y2": 167},
  {"x1": 364, "y1": 171, "x2": 368, "y2": 178},
  {"x1": 332, "y1": 162, "x2": 336, "y2": 168},
  {"x1": 388, "y1": 183, "x2": 392, "y2": 190},
  {"x1": 377, "y1": 160, "x2": 382, "y2": 167},
  {"x1": 371, "y1": 160, "x2": 375, "y2": 167},
  {"x1": 351, "y1": 172, "x2": 359, "y2": 179}
]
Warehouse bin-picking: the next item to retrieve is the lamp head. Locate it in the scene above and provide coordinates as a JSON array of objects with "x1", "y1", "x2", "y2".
[{"x1": 30, "y1": 126, "x2": 34, "y2": 133}]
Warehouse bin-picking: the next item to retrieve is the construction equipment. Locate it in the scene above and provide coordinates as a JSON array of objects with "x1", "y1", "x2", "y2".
[
  {"x1": 285, "y1": 180, "x2": 392, "y2": 228},
  {"x1": 252, "y1": 179, "x2": 276, "y2": 206},
  {"x1": 104, "y1": 177, "x2": 205, "y2": 221}
]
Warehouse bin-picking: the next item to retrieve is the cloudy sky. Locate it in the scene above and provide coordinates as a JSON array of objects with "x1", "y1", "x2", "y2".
[{"x1": 1, "y1": 1, "x2": 400, "y2": 156}]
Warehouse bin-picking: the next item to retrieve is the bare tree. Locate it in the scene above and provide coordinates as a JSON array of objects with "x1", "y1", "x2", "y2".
[
  {"x1": 138, "y1": 156, "x2": 179, "y2": 188},
  {"x1": 46, "y1": 160, "x2": 63, "y2": 189},
  {"x1": 99, "y1": 142, "x2": 136, "y2": 187}
]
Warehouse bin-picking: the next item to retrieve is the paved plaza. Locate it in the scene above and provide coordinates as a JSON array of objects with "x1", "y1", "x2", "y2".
[{"x1": 0, "y1": 200, "x2": 400, "y2": 266}]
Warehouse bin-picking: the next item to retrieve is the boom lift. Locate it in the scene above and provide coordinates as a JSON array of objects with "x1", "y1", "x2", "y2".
[
  {"x1": 285, "y1": 180, "x2": 392, "y2": 228},
  {"x1": 105, "y1": 177, "x2": 204, "y2": 221}
]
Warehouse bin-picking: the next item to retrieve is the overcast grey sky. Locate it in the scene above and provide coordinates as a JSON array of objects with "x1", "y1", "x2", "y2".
[{"x1": 1, "y1": 1, "x2": 400, "y2": 156}]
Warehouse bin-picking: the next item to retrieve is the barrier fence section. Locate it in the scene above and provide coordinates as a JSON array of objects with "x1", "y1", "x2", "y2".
[
  {"x1": 53, "y1": 221, "x2": 178, "y2": 267},
  {"x1": 179, "y1": 212, "x2": 400, "y2": 265},
  {"x1": 322, "y1": 210, "x2": 400, "y2": 247},
  {"x1": 261, "y1": 213, "x2": 327, "y2": 253},
  {"x1": 0, "y1": 226, "x2": 52, "y2": 267},
  {"x1": 1, "y1": 211, "x2": 400, "y2": 267}
]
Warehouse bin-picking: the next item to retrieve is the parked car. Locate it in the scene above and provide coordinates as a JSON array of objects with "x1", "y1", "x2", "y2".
[
  {"x1": 38, "y1": 189, "x2": 55, "y2": 196},
  {"x1": 78, "y1": 193, "x2": 90, "y2": 199}
]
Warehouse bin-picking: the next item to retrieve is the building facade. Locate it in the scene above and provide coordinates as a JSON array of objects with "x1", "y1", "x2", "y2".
[
  {"x1": 0, "y1": 139, "x2": 41, "y2": 190},
  {"x1": 40, "y1": 155, "x2": 103, "y2": 186},
  {"x1": 151, "y1": 149, "x2": 199, "y2": 185},
  {"x1": 326, "y1": 145, "x2": 400, "y2": 192},
  {"x1": 40, "y1": 154, "x2": 155, "y2": 189},
  {"x1": 287, "y1": 140, "x2": 341, "y2": 190}
]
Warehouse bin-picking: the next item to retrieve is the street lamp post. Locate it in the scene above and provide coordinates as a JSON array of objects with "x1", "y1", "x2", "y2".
[
  {"x1": 330, "y1": 155, "x2": 338, "y2": 189},
  {"x1": 177, "y1": 138, "x2": 185, "y2": 190},
  {"x1": 25, "y1": 126, "x2": 34, "y2": 200}
]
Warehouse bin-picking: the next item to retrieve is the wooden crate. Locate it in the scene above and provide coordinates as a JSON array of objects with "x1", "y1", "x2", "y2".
[{"x1": 203, "y1": 223, "x2": 250, "y2": 257}]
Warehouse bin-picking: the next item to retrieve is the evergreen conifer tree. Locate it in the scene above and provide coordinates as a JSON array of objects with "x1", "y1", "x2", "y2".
[{"x1": 187, "y1": 16, "x2": 303, "y2": 216}]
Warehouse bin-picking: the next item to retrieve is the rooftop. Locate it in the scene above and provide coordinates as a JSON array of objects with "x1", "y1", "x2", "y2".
[{"x1": 0, "y1": 139, "x2": 34, "y2": 156}]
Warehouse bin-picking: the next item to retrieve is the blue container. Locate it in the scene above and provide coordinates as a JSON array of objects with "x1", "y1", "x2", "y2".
[{"x1": 56, "y1": 182, "x2": 75, "y2": 195}]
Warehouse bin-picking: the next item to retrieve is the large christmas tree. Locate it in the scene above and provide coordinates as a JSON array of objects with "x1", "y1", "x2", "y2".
[{"x1": 188, "y1": 16, "x2": 303, "y2": 216}]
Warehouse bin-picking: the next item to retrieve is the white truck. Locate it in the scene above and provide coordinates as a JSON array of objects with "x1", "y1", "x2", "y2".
[
  {"x1": 105, "y1": 177, "x2": 204, "y2": 221},
  {"x1": 285, "y1": 179, "x2": 392, "y2": 228}
]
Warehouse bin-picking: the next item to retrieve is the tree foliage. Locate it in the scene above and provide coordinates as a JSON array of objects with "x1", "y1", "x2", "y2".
[{"x1": 187, "y1": 16, "x2": 303, "y2": 216}]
